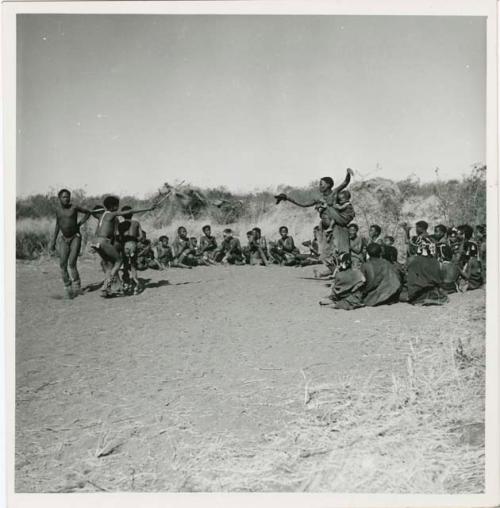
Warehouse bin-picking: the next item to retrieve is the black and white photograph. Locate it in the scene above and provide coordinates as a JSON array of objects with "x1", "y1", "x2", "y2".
[{"x1": 3, "y1": 1, "x2": 499, "y2": 506}]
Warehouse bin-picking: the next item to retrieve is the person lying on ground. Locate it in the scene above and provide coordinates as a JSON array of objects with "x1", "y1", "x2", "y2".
[
  {"x1": 360, "y1": 243, "x2": 402, "y2": 306},
  {"x1": 49, "y1": 188, "x2": 95, "y2": 299},
  {"x1": 406, "y1": 238, "x2": 448, "y2": 306},
  {"x1": 319, "y1": 253, "x2": 366, "y2": 310},
  {"x1": 90, "y1": 195, "x2": 157, "y2": 296}
]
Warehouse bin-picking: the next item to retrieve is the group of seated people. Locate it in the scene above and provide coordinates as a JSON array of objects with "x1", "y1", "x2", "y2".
[
  {"x1": 135, "y1": 224, "x2": 322, "y2": 270},
  {"x1": 321, "y1": 221, "x2": 486, "y2": 310}
]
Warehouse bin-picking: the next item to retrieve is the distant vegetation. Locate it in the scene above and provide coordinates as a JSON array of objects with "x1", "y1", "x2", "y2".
[{"x1": 16, "y1": 164, "x2": 486, "y2": 260}]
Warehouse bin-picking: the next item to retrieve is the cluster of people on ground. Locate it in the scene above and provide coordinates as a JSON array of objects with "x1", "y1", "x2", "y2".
[
  {"x1": 275, "y1": 168, "x2": 486, "y2": 309},
  {"x1": 50, "y1": 172, "x2": 486, "y2": 306}
]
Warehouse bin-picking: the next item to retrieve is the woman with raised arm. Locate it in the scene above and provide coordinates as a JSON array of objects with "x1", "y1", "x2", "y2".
[{"x1": 276, "y1": 168, "x2": 355, "y2": 273}]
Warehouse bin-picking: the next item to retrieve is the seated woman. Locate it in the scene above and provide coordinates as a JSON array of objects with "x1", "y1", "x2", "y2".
[
  {"x1": 360, "y1": 243, "x2": 402, "y2": 306},
  {"x1": 407, "y1": 238, "x2": 448, "y2": 305},
  {"x1": 319, "y1": 253, "x2": 366, "y2": 310}
]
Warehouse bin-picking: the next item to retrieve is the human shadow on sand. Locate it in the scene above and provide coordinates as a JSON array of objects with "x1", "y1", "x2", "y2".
[{"x1": 142, "y1": 278, "x2": 203, "y2": 289}]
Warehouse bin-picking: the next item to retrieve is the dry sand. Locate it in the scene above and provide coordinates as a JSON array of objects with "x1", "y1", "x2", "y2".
[{"x1": 14, "y1": 257, "x2": 485, "y2": 492}]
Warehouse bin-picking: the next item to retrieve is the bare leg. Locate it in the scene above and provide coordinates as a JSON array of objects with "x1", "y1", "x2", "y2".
[
  {"x1": 68, "y1": 235, "x2": 82, "y2": 294},
  {"x1": 58, "y1": 239, "x2": 73, "y2": 298}
]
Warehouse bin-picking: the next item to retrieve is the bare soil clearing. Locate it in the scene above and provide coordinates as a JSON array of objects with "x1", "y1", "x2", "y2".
[{"x1": 15, "y1": 258, "x2": 485, "y2": 492}]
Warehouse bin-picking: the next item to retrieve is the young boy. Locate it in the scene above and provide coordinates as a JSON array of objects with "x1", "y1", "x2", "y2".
[
  {"x1": 190, "y1": 236, "x2": 210, "y2": 266},
  {"x1": 249, "y1": 227, "x2": 270, "y2": 266},
  {"x1": 171, "y1": 226, "x2": 196, "y2": 268},
  {"x1": 348, "y1": 223, "x2": 367, "y2": 268},
  {"x1": 269, "y1": 226, "x2": 300, "y2": 265},
  {"x1": 199, "y1": 225, "x2": 218, "y2": 264},
  {"x1": 49, "y1": 189, "x2": 95, "y2": 298},
  {"x1": 242, "y1": 230, "x2": 254, "y2": 264},
  {"x1": 152, "y1": 235, "x2": 174, "y2": 270},
  {"x1": 91, "y1": 195, "x2": 157, "y2": 296},
  {"x1": 215, "y1": 229, "x2": 245, "y2": 265},
  {"x1": 117, "y1": 205, "x2": 143, "y2": 295}
]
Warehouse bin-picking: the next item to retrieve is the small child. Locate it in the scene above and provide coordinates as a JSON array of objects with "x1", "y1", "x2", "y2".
[
  {"x1": 269, "y1": 226, "x2": 299, "y2": 265},
  {"x1": 91, "y1": 196, "x2": 157, "y2": 296},
  {"x1": 152, "y1": 235, "x2": 173, "y2": 269},
  {"x1": 49, "y1": 189, "x2": 95, "y2": 299},
  {"x1": 137, "y1": 232, "x2": 155, "y2": 271}
]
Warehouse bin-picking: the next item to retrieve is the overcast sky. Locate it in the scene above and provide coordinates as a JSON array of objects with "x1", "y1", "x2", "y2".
[{"x1": 17, "y1": 14, "x2": 486, "y2": 197}]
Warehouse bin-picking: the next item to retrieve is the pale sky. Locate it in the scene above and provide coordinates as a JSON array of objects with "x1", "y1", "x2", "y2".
[{"x1": 17, "y1": 15, "x2": 486, "y2": 197}]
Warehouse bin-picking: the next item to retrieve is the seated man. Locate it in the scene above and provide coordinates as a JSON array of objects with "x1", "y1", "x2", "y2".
[
  {"x1": 199, "y1": 225, "x2": 218, "y2": 264},
  {"x1": 269, "y1": 226, "x2": 300, "y2": 265},
  {"x1": 407, "y1": 238, "x2": 448, "y2": 305},
  {"x1": 214, "y1": 229, "x2": 245, "y2": 265},
  {"x1": 171, "y1": 226, "x2": 197, "y2": 268},
  {"x1": 319, "y1": 253, "x2": 366, "y2": 310},
  {"x1": 438, "y1": 244, "x2": 463, "y2": 294},
  {"x1": 360, "y1": 243, "x2": 402, "y2": 306},
  {"x1": 296, "y1": 226, "x2": 322, "y2": 267}
]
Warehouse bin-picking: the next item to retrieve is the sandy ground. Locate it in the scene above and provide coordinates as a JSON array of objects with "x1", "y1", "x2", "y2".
[{"x1": 14, "y1": 257, "x2": 485, "y2": 492}]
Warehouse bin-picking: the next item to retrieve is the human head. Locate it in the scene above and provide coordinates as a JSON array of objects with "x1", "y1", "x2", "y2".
[
  {"x1": 190, "y1": 237, "x2": 198, "y2": 246},
  {"x1": 313, "y1": 225, "x2": 320, "y2": 239},
  {"x1": 457, "y1": 224, "x2": 473, "y2": 241},
  {"x1": 121, "y1": 205, "x2": 133, "y2": 220},
  {"x1": 348, "y1": 223, "x2": 359, "y2": 240},
  {"x1": 202, "y1": 225, "x2": 211, "y2": 236},
  {"x1": 159, "y1": 235, "x2": 169, "y2": 247},
  {"x1": 366, "y1": 242, "x2": 382, "y2": 258},
  {"x1": 319, "y1": 177, "x2": 334, "y2": 193},
  {"x1": 279, "y1": 226, "x2": 288, "y2": 238},
  {"x1": 177, "y1": 226, "x2": 188, "y2": 239},
  {"x1": 338, "y1": 252, "x2": 352, "y2": 271},
  {"x1": 252, "y1": 227, "x2": 261, "y2": 239},
  {"x1": 223, "y1": 228, "x2": 233, "y2": 239},
  {"x1": 415, "y1": 220, "x2": 429, "y2": 235},
  {"x1": 338, "y1": 190, "x2": 351, "y2": 205},
  {"x1": 369, "y1": 224, "x2": 382, "y2": 240},
  {"x1": 57, "y1": 188, "x2": 71, "y2": 207},
  {"x1": 246, "y1": 230, "x2": 253, "y2": 240},
  {"x1": 475, "y1": 224, "x2": 486, "y2": 241},
  {"x1": 383, "y1": 235, "x2": 395, "y2": 246},
  {"x1": 103, "y1": 195, "x2": 120, "y2": 211},
  {"x1": 434, "y1": 224, "x2": 447, "y2": 241}
]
